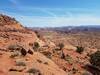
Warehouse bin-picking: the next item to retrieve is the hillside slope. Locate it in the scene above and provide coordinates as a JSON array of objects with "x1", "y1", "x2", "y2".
[{"x1": 0, "y1": 14, "x2": 67, "y2": 75}]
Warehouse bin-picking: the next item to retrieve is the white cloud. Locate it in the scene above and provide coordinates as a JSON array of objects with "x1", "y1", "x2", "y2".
[
  {"x1": 15, "y1": 15, "x2": 100, "y2": 27},
  {"x1": 1, "y1": 6, "x2": 100, "y2": 27}
]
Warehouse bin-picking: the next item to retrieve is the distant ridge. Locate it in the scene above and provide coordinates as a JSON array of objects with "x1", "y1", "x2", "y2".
[{"x1": 30, "y1": 25, "x2": 100, "y2": 33}]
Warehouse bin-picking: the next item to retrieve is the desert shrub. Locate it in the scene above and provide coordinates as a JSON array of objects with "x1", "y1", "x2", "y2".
[
  {"x1": 10, "y1": 50, "x2": 21, "y2": 58},
  {"x1": 33, "y1": 42, "x2": 40, "y2": 51},
  {"x1": 76, "y1": 46, "x2": 84, "y2": 54},
  {"x1": 64, "y1": 55, "x2": 73, "y2": 64},
  {"x1": 58, "y1": 43, "x2": 64, "y2": 50},
  {"x1": 8, "y1": 44, "x2": 22, "y2": 51},
  {"x1": 16, "y1": 61, "x2": 26, "y2": 66},
  {"x1": 42, "y1": 51, "x2": 52, "y2": 59},
  {"x1": 10, "y1": 52, "x2": 19, "y2": 58},
  {"x1": 89, "y1": 51, "x2": 100, "y2": 69},
  {"x1": 9, "y1": 45, "x2": 27, "y2": 57},
  {"x1": 27, "y1": 68, "x2": 42, "y2": 75}
]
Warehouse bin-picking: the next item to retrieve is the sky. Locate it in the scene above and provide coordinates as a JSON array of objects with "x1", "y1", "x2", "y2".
[{"x1": 0, "y1": 0, "x2": 100, "y2": 27}]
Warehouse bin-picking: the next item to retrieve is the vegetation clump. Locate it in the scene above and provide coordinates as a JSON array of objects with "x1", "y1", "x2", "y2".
[
  {"x1": 76, "y1": 46, "x2": 84, "y2": 54},
  {"x1": 27, "y1": 68, "x2": 42, "y2": 75},
  {"x1": 8, "y1": 44, "x2": 22, "y2": 51},
  {"x1": 10, "y1": 51, "x2": 19, "y2": 58},
  {"x1": 8, "y1": 44, "x2": 27, "y2": 56},
  {"x1": 64, "y1": 54, "x2": 73, "y2": 64},
  {"x1": 16, "y1": 61, "x2": 26, "y2": 66},
  {"x1": 89, "y1": 51, "x2": 100, "y2": 69},
  {"x1": 58, "y1": 43, "x2": 64, "y2": 50},
  {"x1": 33, "y1": 42, "x2": 40, "y2": 51}
]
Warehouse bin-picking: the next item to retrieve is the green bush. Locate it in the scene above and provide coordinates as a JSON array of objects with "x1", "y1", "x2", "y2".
[
  {"x1": 76, "y1": 46, "x2": 84, "y2": 54},
  {"x1": 58, "y1": 43, "x2": 64, "y2": 50},
  {"x1": 90, "y1": 51, "x2": 100, "y2": 69},
  {"x1": 33, "y1": 42, "x2": 40, "y2": 51},
  {"x1": 64, "y1": 55, "x2": 73, "y2": 64}
]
